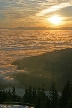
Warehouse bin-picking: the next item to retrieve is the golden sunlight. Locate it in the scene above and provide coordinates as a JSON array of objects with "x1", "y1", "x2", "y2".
[{"x1": 48, "y1": 15, "x2": 62, "y2": 25}]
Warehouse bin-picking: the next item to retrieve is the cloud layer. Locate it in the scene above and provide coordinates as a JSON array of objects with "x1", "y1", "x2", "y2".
[
  {"x1": 0, "y1": 0, "x2": 72, "y2": 27},
  {"x1": 36, "y1": 2, "x2": 72, "y2": 16}
]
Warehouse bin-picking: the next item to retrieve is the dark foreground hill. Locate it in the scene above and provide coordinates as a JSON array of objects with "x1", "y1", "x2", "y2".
[{"x1": 12, "y1": 48, "x2": 72, "y2": 90}]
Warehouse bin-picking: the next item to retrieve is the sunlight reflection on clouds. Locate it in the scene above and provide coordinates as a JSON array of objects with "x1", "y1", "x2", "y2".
[
  {"x1": 0, "y1": 30, "x2": 72, "y2": 83},
  {"x1": 0, "y1": 0, "x2": 72, "y2": 28}
]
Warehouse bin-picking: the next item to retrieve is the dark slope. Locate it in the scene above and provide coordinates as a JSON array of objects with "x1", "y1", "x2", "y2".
[{"x1": 12, "y1": 48, "x2": 72, "y2": 90}]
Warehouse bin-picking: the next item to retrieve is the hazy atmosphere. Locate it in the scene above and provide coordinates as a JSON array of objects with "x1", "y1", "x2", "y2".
[
  {"x1": 0, "y1": 0, "x2": 72, "y2": 88},
  {"x1": 0, "y1": 0, "x2": 72, "y2": 28},
  {"x1": 0, "y1": 0, "x2": 72, "y2": 108}
]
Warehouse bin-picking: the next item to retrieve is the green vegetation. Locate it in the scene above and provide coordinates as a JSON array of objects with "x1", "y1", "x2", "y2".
[
  {"x1": 0, "y1": 86, "x2": 21, "y2": 102},
  {"x1": 13, "y1": 48, "x2": 72, "y2": 73},
  {"x1": 0, "y1": 81, "x2": 72, "y2": 108},
  {"x1": 12, "y1": 48, "x2": 72, "y2": 90}
]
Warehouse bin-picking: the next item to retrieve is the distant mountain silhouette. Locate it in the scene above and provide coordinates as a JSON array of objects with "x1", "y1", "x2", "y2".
[
  {"x1": 9, "y1": 27, "x2": 72, "y2": 30},
  {"x1": 0, "y1": 27, "x2": 72, "y2": 30},
  {"x1": 12, "y1": 48, "x2": 72, "y2": 90}
]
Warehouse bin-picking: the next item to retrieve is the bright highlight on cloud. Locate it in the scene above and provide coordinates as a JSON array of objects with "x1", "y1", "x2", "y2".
[
  {"x1": 36, "y1": 2, "x2": 71, "y2": 16},
  {"x1": 0, "y1": 0, "x2": 72, "y2": 28}
]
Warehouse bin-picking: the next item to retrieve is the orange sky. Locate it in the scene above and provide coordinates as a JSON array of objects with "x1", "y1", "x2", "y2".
[{"x1": 0, "y1": 0, "x2": 72, "y2": 28}]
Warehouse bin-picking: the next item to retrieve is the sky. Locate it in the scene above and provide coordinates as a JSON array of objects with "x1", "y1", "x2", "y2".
[{"x1": 0, "y1": 0, "x2": 72, "y2": 28}]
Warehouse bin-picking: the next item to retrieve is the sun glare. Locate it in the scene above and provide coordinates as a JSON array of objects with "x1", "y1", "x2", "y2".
[{"x1": 48, "y1": 15, "x2": 62, "y2": 25}]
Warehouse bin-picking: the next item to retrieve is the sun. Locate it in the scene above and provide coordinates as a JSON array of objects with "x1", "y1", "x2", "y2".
[{"x1": 48, "y1": 15, "x2": 62, "y2": 25}]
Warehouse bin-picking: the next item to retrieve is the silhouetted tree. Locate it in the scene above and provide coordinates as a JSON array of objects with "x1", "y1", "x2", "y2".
[
  {"x1": 0, "y1": 90, "x2": 3, "y2": 103},
  {"x1": 0, "y1": 81, "x2": 72, "y2": 108},
  {"x1": 6, "y1": 89, "x2": 12, "y2": 102},
  {"x1": 23, "y1": 87, "x2": 29, "y2": 103},
  {"x1": 1, "y1": 90, "x2": 7, "y2": 102},
  {"x1": 40, "y1": 84, "x2": 48, "y2": 108},
  {"x1": 35, "y1": 85, "x2": 48, "y2": 108},
  {"x1": 23, "y1": 88, "x2": 28, "y2": 103},
  {"x1": 49, "y1": 82, "x2": 59, "y2": 108},
  {"x1": 12, "y1": 86, "x2": 16, "y2": 102},
  {"x1": 32, "y1": 88, "x2": 36, "y2": 104},
  {"x1": 60, "y1": 80, "x2": 72, "y2": 108},
  {"x1": 28, "y1": 86, "x2": 33, "y2": 104},
  {"x1": 23, "y1": 86, "x2": 33, "y2": 104},
  {"x1": 66, "y1": 91, "x2": 72, "y2": 108},
  {"x1": 46, "y1": 96, "x2": 50, "y2": 108},
  {"x1": 35, "y1": 87, "x2": 41, "y2": 108}
]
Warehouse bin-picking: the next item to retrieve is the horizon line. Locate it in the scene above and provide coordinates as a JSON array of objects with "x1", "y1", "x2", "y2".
[{"x1": 0, "y1": 27, "x2": 72, "y2": 30}]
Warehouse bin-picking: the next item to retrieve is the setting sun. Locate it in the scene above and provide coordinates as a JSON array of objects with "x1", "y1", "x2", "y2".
[{"x1": 48, "y1": 15, "x2": 62, "y2": 25}]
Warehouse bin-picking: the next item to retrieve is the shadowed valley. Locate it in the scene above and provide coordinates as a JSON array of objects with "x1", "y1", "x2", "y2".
[{"x1": 12, "y1": 48, "x2": 72, "y2": 90}]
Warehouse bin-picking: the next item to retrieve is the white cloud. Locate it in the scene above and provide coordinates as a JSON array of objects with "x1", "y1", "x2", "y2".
[
  {"x1": 36, "y1": 2, "x2": 72, "y2": 16},
  {"x1": 0, "y1": 0, "x2": 72, "y2": 27}
]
